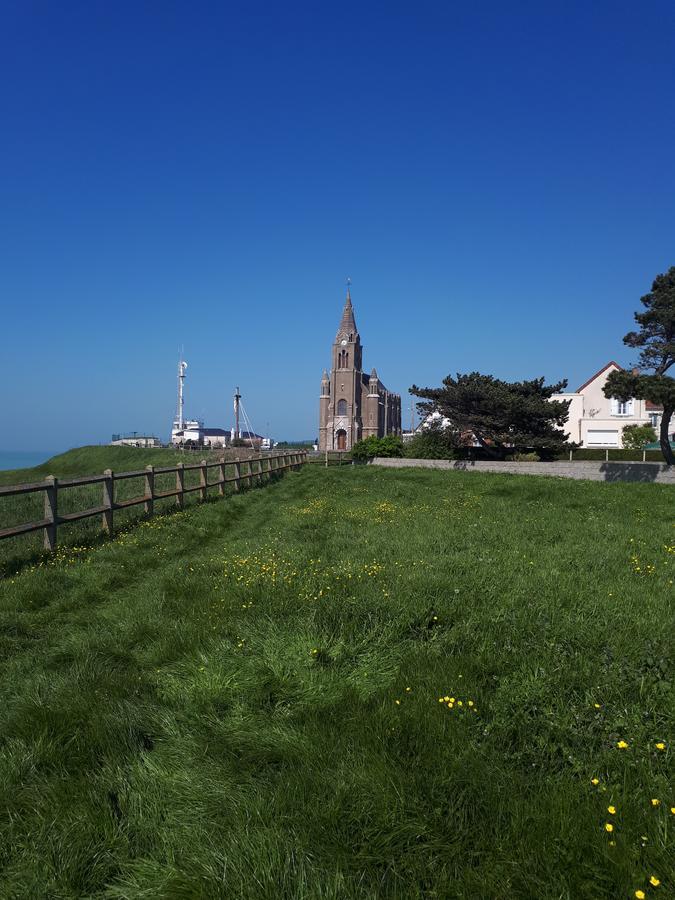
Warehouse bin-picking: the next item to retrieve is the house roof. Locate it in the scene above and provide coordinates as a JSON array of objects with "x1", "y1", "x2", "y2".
[
  {"x1": 576, "y1": 362, "x2": 665, "y2": 411},
  {"x1": 576, "y1": 361, "x2": 622, "y2": 393}
]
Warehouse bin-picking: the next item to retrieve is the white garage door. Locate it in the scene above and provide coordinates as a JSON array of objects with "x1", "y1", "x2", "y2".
[{"x1": 587, "y1": 429, "x2": 619, "y2": 447}]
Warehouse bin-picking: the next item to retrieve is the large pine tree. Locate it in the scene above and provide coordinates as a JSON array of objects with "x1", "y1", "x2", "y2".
[
  {"x1": 410, "y1": 373, "x2": 572, "y2": 457},
  {"x1": 603, "y1": 266, "x2": 675, "y2": 465}
]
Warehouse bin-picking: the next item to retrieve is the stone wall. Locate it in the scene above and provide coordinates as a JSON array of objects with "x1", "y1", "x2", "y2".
[{"x1": 371, "y1": 457, "x2": 675, "y2": 484}]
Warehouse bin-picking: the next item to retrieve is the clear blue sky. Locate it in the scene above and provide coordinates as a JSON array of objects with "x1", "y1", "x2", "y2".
[{"x1": 2, "y1": 1, "x2": 674, "y2": 451}]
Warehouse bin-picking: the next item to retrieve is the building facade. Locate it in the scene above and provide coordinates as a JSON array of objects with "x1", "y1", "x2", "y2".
[
  {"x1": 319, "y1": 289, "x2": 401, "y2": 451},
  {"x1": 552, "y1": 361, "x2": 667, "y2": 447}
]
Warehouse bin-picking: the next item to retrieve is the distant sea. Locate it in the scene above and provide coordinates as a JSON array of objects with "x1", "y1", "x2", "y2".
[{"x1": 0, "y1": 451, "x2": 56, "y2": 472}]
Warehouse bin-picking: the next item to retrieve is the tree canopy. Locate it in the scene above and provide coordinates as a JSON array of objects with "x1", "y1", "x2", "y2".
[
  {"x1": 410, "y1": 373, "x2": 572, "y2": 457},
  {"x1": 603, "y1": 266, "x2": 675, "y2": 464}
]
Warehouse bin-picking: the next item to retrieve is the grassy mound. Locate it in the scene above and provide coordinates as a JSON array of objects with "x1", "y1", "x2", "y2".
[
  {"x1": 0, "y1": 445, "x2": 205, "y2": 485},
  {"x1": 0, "y1": 466, "x2": 672, "y2": 897}
]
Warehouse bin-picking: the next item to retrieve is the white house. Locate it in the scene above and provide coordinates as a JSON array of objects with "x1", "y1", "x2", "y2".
[
  {"x1": 553, "y1": 361, "x2": 665, "y2": 448},
  {"x1": 111, "y1": 434, "x2": 160, "y2": 448}
]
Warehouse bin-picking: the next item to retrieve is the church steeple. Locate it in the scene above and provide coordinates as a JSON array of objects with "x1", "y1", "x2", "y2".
[{"x1": 336, "y1": 285, "x2": 358, "y2": 341}]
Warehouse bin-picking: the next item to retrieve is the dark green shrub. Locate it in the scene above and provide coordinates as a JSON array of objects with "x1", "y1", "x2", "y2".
[
  {"x1": 350, "y1": 435, "x2": 404, "y2": 461},
  {"x1": 404, "y1": 420, "x2": 464, "y2": 459}
]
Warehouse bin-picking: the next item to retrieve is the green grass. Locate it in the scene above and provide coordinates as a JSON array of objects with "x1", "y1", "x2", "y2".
[{"x1": 0, "y1": 465, "x2": 673, "y2": 898}]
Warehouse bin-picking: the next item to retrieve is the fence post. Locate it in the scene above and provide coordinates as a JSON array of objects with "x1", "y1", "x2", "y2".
[
  {"x1": 176, "y1": 463, "x2": 185, "y2": 509},
  {"x1": 200, "y1": 459, "x2": 208, "y2": 501},
  {"x1": 44, "y1": 475, "x2": 58, "y2": 551},
  {"x1": 233, "y1": 458, "x2": 241, "y2": 492},
  {"x1": 605, "y1": 449, "x2": 609, "y2": 462},
  {"x1": 102, "y1": 469, "x2": 114, "y2": 535},
  {"x1": 218, "y1": 457, "x2": 225, "y2": 496},
  {"x1": 642, "y1": 449, "x2": 646, "y2": 462},
  {"x1": 245, "y1": 459, "x2": 252, "y2": 487},
  {"x1": 325, "y1": 449, "x2": 328, "y2": 468},
  {"x1": 145, "y1": 465, "x2": 154, "y2": 516},
  {"x1": 569, "y1": 449, "x2": 573, "y2": 462}
]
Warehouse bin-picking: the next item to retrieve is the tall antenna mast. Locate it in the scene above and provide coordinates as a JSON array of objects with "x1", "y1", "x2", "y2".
[
  {"x1": 234, "y1": 386, "x2": 241, "y2": 440},
  {"x1": 177, "y1": 356, "x2": 187, "y2": 430}
]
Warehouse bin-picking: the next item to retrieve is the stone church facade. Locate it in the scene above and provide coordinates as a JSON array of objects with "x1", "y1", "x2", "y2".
[{"x1": 319, "y1": 289, "x2": 401, "y2": 451}]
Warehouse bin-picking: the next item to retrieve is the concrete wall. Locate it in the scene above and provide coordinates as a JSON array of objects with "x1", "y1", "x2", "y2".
[{"x1": 371, "y1": 457, "x2": 675, "y2": 484}]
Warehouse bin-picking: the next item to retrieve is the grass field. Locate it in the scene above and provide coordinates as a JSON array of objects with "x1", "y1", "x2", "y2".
[{"x1": 0, "y1": 463, "x2": 673, "y2": 898}]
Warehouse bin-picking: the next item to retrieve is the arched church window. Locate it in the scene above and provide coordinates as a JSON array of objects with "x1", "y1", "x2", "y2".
[{"x1": 337, "y1": 399, "x2": 347, "y2": 416}]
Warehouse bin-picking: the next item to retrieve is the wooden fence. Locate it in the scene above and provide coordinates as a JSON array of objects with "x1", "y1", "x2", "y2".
[{"x1": 0, "y1": 451, "x2": 307, "y2": 551}]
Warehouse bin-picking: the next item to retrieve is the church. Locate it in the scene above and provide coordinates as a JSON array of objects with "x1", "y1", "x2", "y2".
[{"x1": 319, "y1": 288, "x2": 402, "y2": 451}]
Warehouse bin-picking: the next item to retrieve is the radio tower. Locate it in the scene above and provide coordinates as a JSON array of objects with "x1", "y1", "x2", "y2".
[
  {"x1": 233, "y1": 386, "x2": 241, "y2": 439},
  {"x1": 177, "y1": 358, "x2": 188, "y2": 429}
]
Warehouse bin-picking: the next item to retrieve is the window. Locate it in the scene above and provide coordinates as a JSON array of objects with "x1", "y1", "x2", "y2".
[
  {"x1": 611, "y1": 398, "x2": 634, "y2": 416},
  {"x1": 337, "y1": 399, "x2": 347, "y2": 416},
  {"x1": 649, "y1": 413, "x2": 659, "y2": 428}
]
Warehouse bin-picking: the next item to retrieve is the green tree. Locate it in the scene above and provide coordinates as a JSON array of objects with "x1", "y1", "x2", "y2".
[
  {"x1": 350, "y1": 435, "x2": 404, "y2": 461},
  {"x1": 621, "y1": 424, "x2": 657, "y2": 451},
  {"x1": 410, "y1": 373, "x2": 572, "y2": 458},
  {"x1": 603, "y1": 266, "x2": 675, "y2": 465}
]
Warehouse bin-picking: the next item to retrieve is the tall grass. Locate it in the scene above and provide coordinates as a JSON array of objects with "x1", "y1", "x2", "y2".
[{"x1": 0, "y1": 465, "x2": 672, "y2": 898}]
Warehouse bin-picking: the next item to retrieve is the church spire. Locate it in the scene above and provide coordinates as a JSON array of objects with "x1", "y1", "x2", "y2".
[{"x1": 336, "y1": 281, "x2": 358, "y2": 340}]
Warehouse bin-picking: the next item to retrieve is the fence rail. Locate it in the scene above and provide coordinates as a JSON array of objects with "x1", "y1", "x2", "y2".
[{"x1": 0, "y1": 451, "x2": 307, "y2": 550}]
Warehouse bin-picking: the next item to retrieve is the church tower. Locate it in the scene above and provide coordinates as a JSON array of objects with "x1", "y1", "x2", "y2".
[{"x1": 318, "y1": 286, "x2": 401, "y2": 451}]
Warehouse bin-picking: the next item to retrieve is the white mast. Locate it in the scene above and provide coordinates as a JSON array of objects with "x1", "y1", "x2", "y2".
[
  {"x1": 177, "y1": 358, "x2": 188, "y2": 430},
  {"x1": 233, "y1": 386, "x2": 241, "y2": 439}
]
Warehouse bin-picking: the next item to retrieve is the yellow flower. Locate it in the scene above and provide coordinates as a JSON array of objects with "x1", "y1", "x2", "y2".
[
  {"x1": 649, "y1": 876, "x2": 660, "y2": 887},
  {"x1": 635, "y1": 891, "x2": 646, "y2": 899},
  {"x1": 394, "y1": 700, "x2": 401, "y2": 705},
  {"x1": 468, "y1": 700, "x2": 474, "y2": 707},
  {"x1": 617, "y1": 740, "x2": 629, "y2": 749},
  {"x1": 651, "y1": 798, "x2": 660, "y2": 807},
  {"x1": 671, "y1": 807, "x2": 675, "y2": 815},
  {"x1": 591, "y1": 778, "x2": 600, "y2": 786},
  {"x1": 594, "y1": 703, "x2": 601, "y2": 709},
  {"x1": 604, "y1": 823, "x2": 613, "y2": 833},
  {"x1": 607, "y1": 805, "x2": 616, "y2": 814},
  {"x1": 655, "y1": 742, "x2": 666, "y2": 751}
]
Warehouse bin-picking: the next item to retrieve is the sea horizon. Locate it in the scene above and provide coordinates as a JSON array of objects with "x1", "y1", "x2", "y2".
[{"x1": 0, "y1": 450, "x2": 57, "y2": 472}]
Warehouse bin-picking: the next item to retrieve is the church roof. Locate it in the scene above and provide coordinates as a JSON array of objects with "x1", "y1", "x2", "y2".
[{"x1": 336, "y1": 288, "x2": 358, "y2": 338}]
